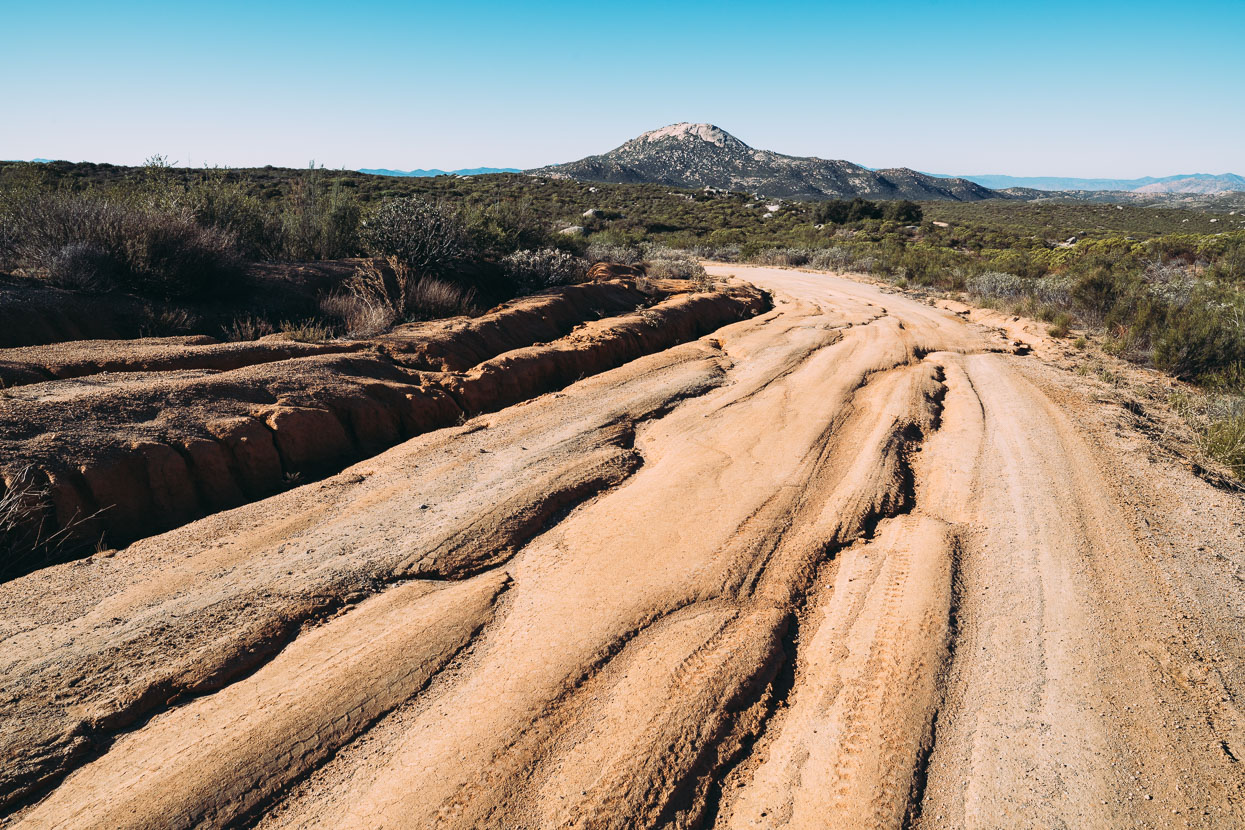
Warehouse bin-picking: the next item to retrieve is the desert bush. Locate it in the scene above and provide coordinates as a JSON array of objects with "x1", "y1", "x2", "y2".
[
  {"x1": 1, "y1": 468, "x2": 49, "y2": 577},
  {"x1": 1071, "y1": 268, "x2": 1122, "y2": 323},
  {"x1": 0, "y1": 191, "x2": 243, "y2": 299},
  {"x1": 281, "y1": 171, "x2": 361, "y2": 260},
  {"x1": 225, "y1": 314, "x2": 277, "y2": 341},
  {"x1": 1142, "y1": 259, "x2": 1196, "y2": 307},
  {"x1": 121, "y1": 214, "x2": 243, "y2": 298},
  {"x1": 188, "y1": 173, "x2": 283, "y2": 259},
  {"x1": 464, "y1": 199, "x2": 552, "y2": 256},
  {"x1": 0, "y1": 192, "x2": 127, "y2": 287},
  {"x1": 277, "y1": 318, "x2": 335, "y2": 343},
  {"x1": 966, "y1": 271, "x2": 1027, "y2": 298},
  {"x1": 405, "y1": 275, "x2": 476, "y2": 320},
  {"x1": 851, "y1": 255, "x2": 876, "y2": 274},
  {"x1": 340, "y1": 257, "x2": 476, "y2": 325},
  {"x1": 319, "y1": 294, "x2": 393, "y2": 338},
  {"x1": 966, "y1": 271, "x2": 1073, "y2": 308},
  {"x1": 586, "y1": 242, "x2": 643, "y2": 265},
  {"x1": 1173, "y1": 379, "x2": 1245, "y2": 480},
  {"x1": 750, "y1": 247, "x2": 810, "y2": 267},
  {"x1": 687, "y1": 244, "x2": 742, "y2": 262},
  {"x1": 1203, "y1": 406, "x2": 1245, "y2": 479},
  {"x1": 1031, "y1": 276, "x2": 1074, "y2": 307},
  {"x1": 692, "y1": 272, "x2": 719, "y2": 292},
  {"x1": 47, "y1": 241, "x2": 121, "y2": 291},
  {"x1": 637, "y1": 243, "x2": 685, "y2": 260},
  {"x1": 360, "y1": 198, "x2": 473, "y2": 276},
  {"x1": 645, "y1": 255, "x2": 706, "y2": 280},
  {"x1": 502, "y1": 248, "x2": 590, "y2": 293},
  {"x1": 807, "y1": 247, "x2": 852, "y2": 271},
  {"x1": 139, "y1": 306, "x2": 198, "y2": 336},
  {"x1": 0, "y1": 466, "x2": 96, "y2": 578},
  {"x1": 1047, "y1": 312, "x2": 1074, "y2": 338},
  {"x1": 1152, "y1": 298, "x2": 1245, "y2": 381}
]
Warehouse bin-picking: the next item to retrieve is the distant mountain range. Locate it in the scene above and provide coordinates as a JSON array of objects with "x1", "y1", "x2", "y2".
[
  {"x1": 357, "y1": 167, "x2": 520, "y2": 177},
  {"x1": 20, "y1": 150, "x2": 1240, "y2": 198},
  {"x1": 933, "y1": 172, "x2": 1245, "y2": 195},
  {"x1": 526, "y1": 123, "x2": 998, "y2": 201}
]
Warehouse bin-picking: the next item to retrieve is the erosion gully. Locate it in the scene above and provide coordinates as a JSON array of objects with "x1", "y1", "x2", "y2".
[{"x1": 2, "y1": 266, "x2": 1243, "y2": 829}]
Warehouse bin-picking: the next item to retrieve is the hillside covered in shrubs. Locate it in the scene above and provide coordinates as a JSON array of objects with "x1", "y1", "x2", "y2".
[
  {"x1": 3, "y1": 160, "x2": 1241, "y2": 374},
  {"x1": 1, "y1": 158, "x2": 1241, "y2": 477}
]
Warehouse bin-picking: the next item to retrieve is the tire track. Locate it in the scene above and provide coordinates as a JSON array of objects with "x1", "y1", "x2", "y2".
[{"x1": 5, "y1": 265, "x2": 1243, "y2": 828}]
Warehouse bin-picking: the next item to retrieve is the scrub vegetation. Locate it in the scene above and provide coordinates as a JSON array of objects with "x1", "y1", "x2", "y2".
[{"x1": 1, "y1": 159, "x2": 1242, "y2": 475}]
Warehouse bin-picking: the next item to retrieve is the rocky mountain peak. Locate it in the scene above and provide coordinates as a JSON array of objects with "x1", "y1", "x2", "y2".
[
  {"x1": 528, "y1": 124, "x2": 1001, "y2": 202},
  {"x1": 628, "y1": 123, "x2": 744, "y2": 149}
]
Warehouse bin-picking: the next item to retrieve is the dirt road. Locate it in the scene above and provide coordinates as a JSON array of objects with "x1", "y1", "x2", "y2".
[{"x1": 3, "y1": 265, "x2": 1243, "y2": 828}]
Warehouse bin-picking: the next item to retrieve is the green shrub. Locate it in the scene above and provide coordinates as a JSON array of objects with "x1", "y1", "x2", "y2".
[
  {"x1": 1072, "y1": 268, "x2": 1122, "y2": 321},
  {"x1": 281, "y1": 172, "x2": 361, "y2": 260},
  {"x1": 360, "y1": 198, "x2": 473, "y2": 276},
  {"x1": 1202, "y1": 407, "x2": 1245, "y2": 478},
  {"x1": 463, "y1": 199, "x2": 552, "y2": 256},
  {"x1": 1152, "y1": 300, "x2": 1245, "y2": 381},
  {"x1": 188, "y1": 173, "x2": 283, "y2": 259},
  {"x1": 812, "y1": 198, "x2": 920, "y2": 225},
  {"x1": 1047, "y1": 313, "x2": 1073, "y2": 338}
]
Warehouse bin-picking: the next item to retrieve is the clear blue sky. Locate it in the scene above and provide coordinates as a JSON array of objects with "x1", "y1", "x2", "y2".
[{"x1": 3, "y1": 0, "x2": 1242, "y2": 176}]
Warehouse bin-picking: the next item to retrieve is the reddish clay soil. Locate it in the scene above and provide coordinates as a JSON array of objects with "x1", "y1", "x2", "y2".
[
  {"x1": 0, "y1": 278, "x2": 764, "y2": 566},
  {"x1": 0, "y1": 266, "x2": 1242, "y2": 829}
]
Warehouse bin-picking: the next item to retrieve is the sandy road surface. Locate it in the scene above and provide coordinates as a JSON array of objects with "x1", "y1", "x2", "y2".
[{"x1": 3, "y1": 265, "x2": 1244, "y2": 828}]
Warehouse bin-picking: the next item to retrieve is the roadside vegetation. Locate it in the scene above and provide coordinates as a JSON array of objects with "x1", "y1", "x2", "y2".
[
  {"x1": 2, "y1": 158, "x2": 1242, "y2": 477},
  {"x1": 0, "y1": 159, "x2": 601, "y2": 342},
  {"x1": 719, "y1": 228, "x2": 1245, "y2": 479}
]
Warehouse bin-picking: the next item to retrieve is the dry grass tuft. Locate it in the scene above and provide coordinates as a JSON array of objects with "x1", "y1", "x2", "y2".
[
  {"x1": 225, "y1": 315, "x2": 277, "y2": 342},
  {"x1": 0, "y1": 466, "x2": 98, "y2": 579},
  {"x1": 1171, "y1": 368, "x2": 1245, "y2": 480},
  {"x1": 321, "y1": 257, "x2": 476, "y2": 336},
  {"x1": 277, "y1": 319, "x2": 335, "y2": 343}
]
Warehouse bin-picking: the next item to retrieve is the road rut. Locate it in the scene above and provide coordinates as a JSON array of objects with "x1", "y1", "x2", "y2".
[{"x1": 3, "y1": 265, "x2": 1243, "y2": 829}]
